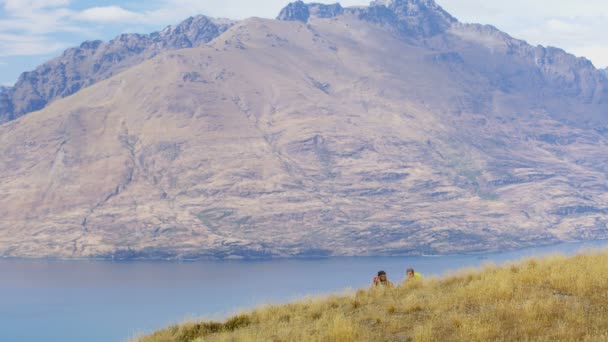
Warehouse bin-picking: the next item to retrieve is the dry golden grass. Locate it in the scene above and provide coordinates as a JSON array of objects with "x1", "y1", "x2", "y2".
[{"x1": 137, "y1": 251, "x2": 608, "y2": 342}]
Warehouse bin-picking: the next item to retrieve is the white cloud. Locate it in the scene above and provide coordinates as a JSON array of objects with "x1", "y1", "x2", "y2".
[
  {"x1": 0, "y1": 0, "x2": 84, "y2": 36},
  {"x1": 0, "y1": 0, "x2": 85, "y2": 57},
  {"x1": 518, "y1": 19, "x2": 594, "y2": 45},
  {"x1": 544, "y1": 19, "x2": 583, "y2": 34},
  {"x1": 74, "y1": 6, "x2": 143, "y2": 23},
  {"x1": 2, "y1": 0, "x2": 70, "y2": 12},
  {"x1": 0, "y1": 32, "x2": 66, "y2": 56},
  {"x1": 440, "y1": 0, "x2": 608, "y2": 22}
]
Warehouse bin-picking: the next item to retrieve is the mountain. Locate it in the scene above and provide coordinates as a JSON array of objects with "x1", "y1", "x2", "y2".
[
  {"x1": 1, "y1": 0, "x2": 608, "y2": 259},
  {"x1": 0, "y1": 15, "x2": 233, "y2": 124}
]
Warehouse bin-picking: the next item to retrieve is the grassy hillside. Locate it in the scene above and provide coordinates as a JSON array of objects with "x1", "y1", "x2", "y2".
[{"x1": 137, "y1": 251, "x2": 608, "y2": 341}]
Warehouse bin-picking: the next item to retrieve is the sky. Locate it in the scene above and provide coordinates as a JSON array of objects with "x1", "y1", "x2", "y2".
[{"x1": 0, "y1": 0, "x2": 607, "y2": 86}]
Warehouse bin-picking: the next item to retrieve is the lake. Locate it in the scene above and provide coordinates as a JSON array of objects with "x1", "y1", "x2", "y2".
[{"x1": 2, "y1": 240, "x2": 608, "y2": 342}]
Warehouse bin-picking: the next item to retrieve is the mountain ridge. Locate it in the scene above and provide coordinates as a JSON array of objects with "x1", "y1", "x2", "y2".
[
  {"x1": 1, "y1": 0, "x2": 607, "y2": 127},
  {"x1": 277, "y1": 1, "x2": 608, "y2": 126},
  {"x1": 278, "y1": 0, "x2": 457, "y2": 37},
  {"x1": 0, "y1": 15, "x2": 233, "y2": 124}
]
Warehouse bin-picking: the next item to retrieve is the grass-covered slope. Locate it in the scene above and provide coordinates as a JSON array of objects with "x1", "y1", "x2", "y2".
[{"x1": 138, "y1": 251, "x2": 608, "y2": 341}]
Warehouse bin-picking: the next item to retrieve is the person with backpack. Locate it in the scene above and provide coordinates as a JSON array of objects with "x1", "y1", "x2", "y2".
[{"x1": 372, "y1": 270, "x2": 394, "y2": 288}]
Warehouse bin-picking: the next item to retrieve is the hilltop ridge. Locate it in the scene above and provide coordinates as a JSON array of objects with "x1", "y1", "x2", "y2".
[{"x1": 138, "y1": 251, "x2": 608, "y2": 341}]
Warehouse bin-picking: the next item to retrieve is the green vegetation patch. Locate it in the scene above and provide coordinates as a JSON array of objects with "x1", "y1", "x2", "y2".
[{"x1": 139, "y1": 315, "x2": 251, "y2": 342}]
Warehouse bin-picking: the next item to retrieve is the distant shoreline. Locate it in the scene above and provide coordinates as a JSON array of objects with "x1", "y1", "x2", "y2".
[{"x1": 3, "y1": 238, "x2": 607, "y2": 262}]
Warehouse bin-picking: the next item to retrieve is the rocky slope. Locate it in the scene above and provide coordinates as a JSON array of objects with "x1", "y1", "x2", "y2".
[
  {"x1": 278, "y1": 1, "x2": 608, "y2": 128},
  {"x1": 1, "y1": 0, "x2": 607, "y2": 259},
  {"x1": 0, "y1": 15, "x2": 233, "y2": 124}
]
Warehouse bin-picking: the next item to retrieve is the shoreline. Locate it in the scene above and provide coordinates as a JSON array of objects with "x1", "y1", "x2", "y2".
[{"x1": 2, "y1": 238, "x2": 608, "y2": 263}]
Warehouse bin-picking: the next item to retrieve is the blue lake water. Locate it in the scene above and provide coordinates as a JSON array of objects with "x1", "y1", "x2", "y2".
[{"x1": 2, "y1": 240, "x2": 608, "y2": 342}]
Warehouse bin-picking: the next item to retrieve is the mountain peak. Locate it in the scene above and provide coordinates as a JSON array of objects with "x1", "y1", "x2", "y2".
[
  {"x1": 156, "y1": 15, "x2": 235, "y2": 46},
  {"x1": 277, "y1": 1, "x2": 456, "y2": 36},
  {"x1": 277, "y1": 1, "x2": 310, "y2": 22},
  {"x1": 370, "y1": 0, "x2": 457, "y2": 35},
  {"x1": 277, "y1": 1, "x2": 344, "y2": 22},
  {"x1": 372, "y1": 0, "x2": 456, "y2": 20}
]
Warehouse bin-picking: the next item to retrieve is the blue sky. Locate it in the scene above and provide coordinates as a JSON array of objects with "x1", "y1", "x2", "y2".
[{"x1": 0, "y1": 0, "x2": 607, "y2": 85}]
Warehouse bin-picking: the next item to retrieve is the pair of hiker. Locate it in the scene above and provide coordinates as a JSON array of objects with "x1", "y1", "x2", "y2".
[{"x1": 372, "y1": 268, "x2": 422, "y2": 288}]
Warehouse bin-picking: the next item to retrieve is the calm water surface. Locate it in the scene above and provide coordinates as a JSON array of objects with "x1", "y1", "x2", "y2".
[{"x1": 2, "y1": 240, "x2": 608, "y2": 342}]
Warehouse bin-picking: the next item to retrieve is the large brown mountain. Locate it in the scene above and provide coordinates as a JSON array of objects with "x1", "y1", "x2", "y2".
[
  {"x1": 1, "y1": 0, "x2": 608, "y2": 259},
  {"x1": 0, "y1": 15, "x2": 233, "y2": 123}
]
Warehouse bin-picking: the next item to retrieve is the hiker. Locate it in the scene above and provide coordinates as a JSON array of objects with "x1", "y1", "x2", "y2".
[
  {"x1": 406, "y1": 268, "x2": 422, "y2": 280},
  {"x1": 372, "y1": 270, "x2": 394, "y2": 288}
]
